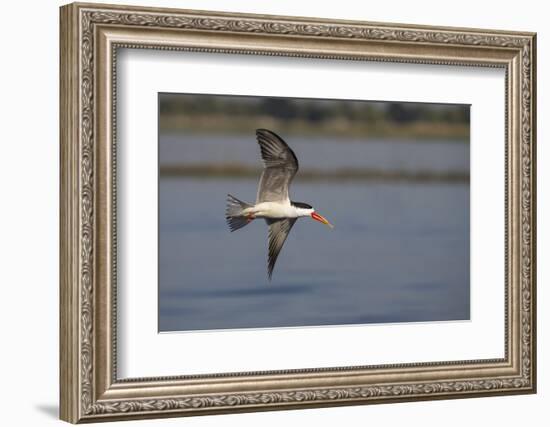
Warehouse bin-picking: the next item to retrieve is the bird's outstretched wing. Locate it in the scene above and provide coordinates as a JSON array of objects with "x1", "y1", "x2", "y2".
[
  {"x1": 266, "y1": 218, "x2": 297, "y2": 279},
  {"x1": 256, "y1": 129, "x2": 299, "y2": 203}
]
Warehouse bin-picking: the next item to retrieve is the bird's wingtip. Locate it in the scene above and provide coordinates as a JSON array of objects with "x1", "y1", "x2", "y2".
[{"x1": 266, "y1": 264, "x2": 275, "y2": 281}]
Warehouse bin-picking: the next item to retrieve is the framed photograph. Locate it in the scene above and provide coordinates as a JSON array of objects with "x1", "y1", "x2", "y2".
[{"x1": 59, "y1": 2, "x2": 537, "y2": 423}]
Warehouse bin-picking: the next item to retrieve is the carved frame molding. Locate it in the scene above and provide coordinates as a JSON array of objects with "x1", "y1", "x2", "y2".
[{"x1": 60, "y1": 2, "x2": 536, "y2": 423}]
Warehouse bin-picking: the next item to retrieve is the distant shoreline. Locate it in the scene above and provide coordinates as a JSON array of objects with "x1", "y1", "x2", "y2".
[
  {"x1": 160, "y1": 164, "x2": 469, "y2": 183},
  {"x1": 159, "y1": 115, "x2": 470, "y2": 141}
]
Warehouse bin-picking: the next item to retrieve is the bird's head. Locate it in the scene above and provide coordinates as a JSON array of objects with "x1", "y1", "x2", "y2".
[{"x1": 292, "y1": 202, "x2": 333, "y2": 229}]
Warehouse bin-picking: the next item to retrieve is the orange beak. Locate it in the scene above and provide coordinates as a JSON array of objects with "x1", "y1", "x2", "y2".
[{"x1": 311, "y1": 212, "x2": 334, "y2": 229}]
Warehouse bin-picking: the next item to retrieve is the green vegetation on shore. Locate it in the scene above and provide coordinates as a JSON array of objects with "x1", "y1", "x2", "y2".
[
  {"x1": 159, "y1": 115, "x2": 469, "y2": 140},
  {"x1": 159, "y1": 94, "x2": 470, "y2": 141}
]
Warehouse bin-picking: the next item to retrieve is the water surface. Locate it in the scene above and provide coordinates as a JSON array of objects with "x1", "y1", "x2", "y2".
[
  {"x1": 159, "y1": 175, "x2": 470, "y2": 331},
  {"x1": 160, "y1": 133, "x2": 469, "y2": 174}
]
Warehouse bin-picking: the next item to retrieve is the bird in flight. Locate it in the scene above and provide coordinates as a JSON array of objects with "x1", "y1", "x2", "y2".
[{"x1": 226, "y1": 129, "x2": 333, "y2": 280}]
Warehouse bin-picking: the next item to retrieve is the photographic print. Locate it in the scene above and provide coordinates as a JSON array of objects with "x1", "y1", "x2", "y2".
[{"x1": 159, "y1": 93, "x2": 470, "y2": 332}]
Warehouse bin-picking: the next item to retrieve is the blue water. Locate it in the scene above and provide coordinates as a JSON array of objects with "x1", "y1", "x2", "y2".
[
  {"x1": 159, "y1": 176, "x2": 470, "y2": 331},
  {"x1": 159, "y1": 132, "x2": 469, "y2": 174}
]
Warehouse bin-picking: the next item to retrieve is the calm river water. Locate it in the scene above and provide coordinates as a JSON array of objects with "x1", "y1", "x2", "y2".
[{"x1": 158, "y1": 134, "x2": 470, "y2": 332}]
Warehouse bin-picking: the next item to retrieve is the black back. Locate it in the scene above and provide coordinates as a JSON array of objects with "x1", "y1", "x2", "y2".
[{"x1": 291, "y1": 201, "x2": 312, "y2": 209}]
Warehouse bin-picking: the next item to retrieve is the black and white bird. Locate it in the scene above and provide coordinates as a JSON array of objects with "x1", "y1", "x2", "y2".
[{"x1": 226, "y1": 129, "x2": 333, "y2": 279}]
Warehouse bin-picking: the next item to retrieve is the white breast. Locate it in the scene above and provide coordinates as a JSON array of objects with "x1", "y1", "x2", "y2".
[{"x1": 247, "y1": 201, "x2": 298, "y2": 219}]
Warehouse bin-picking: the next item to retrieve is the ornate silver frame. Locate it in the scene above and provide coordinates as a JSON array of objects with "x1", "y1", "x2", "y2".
[{"x1": 60, "y1": 2, "x2": 537, "y2": 423}]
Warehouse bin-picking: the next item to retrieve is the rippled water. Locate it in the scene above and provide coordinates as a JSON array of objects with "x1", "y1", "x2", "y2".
[{"x1": 159, "y1": 175, "x2": 470, "y2": 332}]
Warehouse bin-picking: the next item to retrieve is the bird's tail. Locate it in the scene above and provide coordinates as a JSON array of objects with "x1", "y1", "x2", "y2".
[{"x1": 226, "y1": 194, "x2": 253, "y2": 232}]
